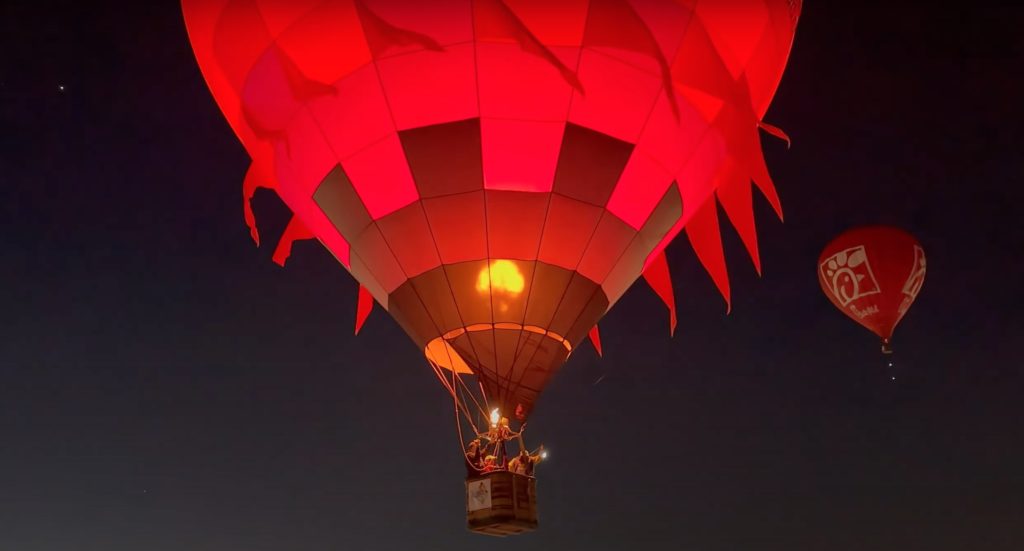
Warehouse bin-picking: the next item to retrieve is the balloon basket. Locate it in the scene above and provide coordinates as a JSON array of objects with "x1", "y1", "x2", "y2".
[
  {"x1": 881, "y1": 338, "x2": 893, "y2": 354},
  {"x1": 465, "y1": 471, "x2": 538, "y2": 536}
]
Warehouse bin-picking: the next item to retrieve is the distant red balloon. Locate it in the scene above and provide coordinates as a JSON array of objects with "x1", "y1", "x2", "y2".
[{"x1": 818, "y1": 226, "x2": 926, "y2": 351}]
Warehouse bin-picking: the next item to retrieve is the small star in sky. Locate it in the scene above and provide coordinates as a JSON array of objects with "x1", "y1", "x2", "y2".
[{"x1": 58, "y1": 84, "x2": 66, "y2": 92}]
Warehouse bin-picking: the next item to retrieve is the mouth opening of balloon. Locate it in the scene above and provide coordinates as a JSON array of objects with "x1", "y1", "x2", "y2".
[{"x1": 424, "y1": 324, "x2": 573, "y2": 375}]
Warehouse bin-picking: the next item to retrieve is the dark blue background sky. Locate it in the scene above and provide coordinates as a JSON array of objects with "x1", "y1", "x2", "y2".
[{"x1": 2, "y1": 2, "x2": 1022, "y2": 550}]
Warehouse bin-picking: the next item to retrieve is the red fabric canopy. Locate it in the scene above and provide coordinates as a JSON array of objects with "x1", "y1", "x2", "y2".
[{"x1": 184, "y1": 0, "x2": 800, "y2": 417}]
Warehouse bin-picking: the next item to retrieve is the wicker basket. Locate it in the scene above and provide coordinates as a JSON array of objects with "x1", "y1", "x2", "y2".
[{"x1": 465, "y1": 471, "x2": 538, "y2": 536}]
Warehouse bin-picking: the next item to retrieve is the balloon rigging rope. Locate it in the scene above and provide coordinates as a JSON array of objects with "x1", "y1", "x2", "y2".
[
  {"x1": 456, "y1": 372, "x2": 482, "y2": 436},
  {"x1": 453, "y1": 364, "x2": 475, "y2": 470},
  {"x1": 426, "y1": 357, "x2": 489, "y2": 463},
  {"x1": 428, "y1": 335, "x2": 510, "y2": 470},
  {"x1": 454, "y1": 373, "x2": 487, "y2": 424},
  {"x1": 455, "y1": 364, "x2": 496, "y2": 473},
  {"x1": 438, "y1": 337, "x2": 488, "y2": 422},
  {"x1": 427, "y1": 358, "x2": 475, "y2": 431},
  {"x1": 436, "y1": 358, "x2": 487, "y2": 474},
  {"x1": 427, "y1": 356, "x2": 520, "y2": 474}
]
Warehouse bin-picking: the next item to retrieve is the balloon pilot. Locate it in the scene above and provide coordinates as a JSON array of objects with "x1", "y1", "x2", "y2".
[
  {"x1": 509, "y1": 446, "x2": 545, "y2": 476},
  {"x1": 465, "y1": 408, "x2": 544, "y2": 477},
  {"x1": 464, "y1": 437, "x2": 484, "y2": 476}
]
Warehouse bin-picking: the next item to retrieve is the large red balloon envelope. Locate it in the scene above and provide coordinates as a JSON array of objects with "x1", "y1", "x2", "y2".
[
  {"x1": 183, "y1": 0, "x2": 802, "y2": 419},
  {"x1": 818, "y1": 226, "x2": 926, "y2": 352}
]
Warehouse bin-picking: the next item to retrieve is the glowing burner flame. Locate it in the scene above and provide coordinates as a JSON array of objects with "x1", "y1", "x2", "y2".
[{"x1": 476, "y1": 259, "x2": 524, "y2": 295}]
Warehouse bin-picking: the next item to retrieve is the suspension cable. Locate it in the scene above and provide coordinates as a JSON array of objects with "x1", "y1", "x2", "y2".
[
  {"x1": 440, "y1": 338, "x2": 489, "y2": 421},
  {"x1": 426, "y1": 357, "x2": 492, "y2": 474},
  {"x1": 427, "y1": 359, "x2": 478, "y2": 431}
]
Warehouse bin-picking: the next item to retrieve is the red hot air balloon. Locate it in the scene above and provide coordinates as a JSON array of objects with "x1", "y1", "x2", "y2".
[
  {"x1": 818, "y1": 226, "x2": 926, "y2": 353},
  {"x1": 183, "y1": 0, "x2": 801, "y2": 535}
]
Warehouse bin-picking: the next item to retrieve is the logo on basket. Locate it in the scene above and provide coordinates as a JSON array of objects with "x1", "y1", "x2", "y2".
[
  {"x1": 468, "y1": 479, "x2": 492, "y2": 511},
  {"x1": 472, "y1": 482, "x2": 488, "y2": 503},
  {"x1": 820, "y1": 245, "x2": 881, "y2": 306}
]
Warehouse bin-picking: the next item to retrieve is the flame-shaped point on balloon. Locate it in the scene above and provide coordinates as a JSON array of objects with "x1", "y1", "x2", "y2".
[
  {"x1": 476, "y1": 0, "x2": 584, "y2": 94},
  {"x1": 744, "y1": 130, "x2": 783, "y2": 222},
  {"x1": 758, "y1": 120, "x2": 791, "y2": 149},
  {"x1": 588, "y1": 325, "x2": 603, "y2": 357},
  {"x1": 272, "y1": 46, "x2": 336, "y2": 102},
  {"x1": 272, "y1": 216, "x2": 314, "y2": 267},
  {"x1": 642, "y1": 251, "x2": 678, "y2": 336},
  {"x1": 717, "y1": 163, "x2": 762, "y2": 276},
  {"x1": 717, "y1": 92, "x2": 783, "y2": 222},
  {"x1": 354, "y1": 0, "x2": 445, "y2": 54},
  {"x1": 354, "y1": 284, "x2": 374, "y2": 336},
  {"x1": 242, "y1": 162, "x2": 271, "y2": 246},
  {"x1": 581, "y1": 0, "x2": 679, "y2": 118},
  {"x1": 686, "y1": 199, "x2": 731, "y2": 313}
]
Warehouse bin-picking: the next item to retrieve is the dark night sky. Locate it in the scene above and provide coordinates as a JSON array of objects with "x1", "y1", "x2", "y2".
[{"x1": 2, "y1": 3, "x2": 1023, "y2": 550}]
